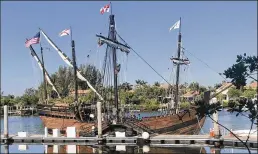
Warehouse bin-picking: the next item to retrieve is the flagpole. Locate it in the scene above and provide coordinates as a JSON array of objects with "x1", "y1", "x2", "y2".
[
  {"x1": 179, "y1": 17, "x2": 181, "y2": 34},
  {"x1": 70, "y1": 26, "x2": 73, "y2": 43},
  {"x1": 110, "y1": 1, "x2": 112, "y2": 15}
]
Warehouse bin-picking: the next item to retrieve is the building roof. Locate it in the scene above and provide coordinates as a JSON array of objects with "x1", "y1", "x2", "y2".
[
  {"x1": 247, "y1": 81, "x2": 257, "y2": 89},
  {"x1": 216, "y1": 82, "x2": 232, "y2": 93},
  {"x1": 181, "y1": 91, "x2": 199, "y2": 98},
  {"x1": 70, "y1": 89, "x2": 91, "y2": 94},
  {"x1": 159, "y1": 83, "x2": 170, "y2": 89}
]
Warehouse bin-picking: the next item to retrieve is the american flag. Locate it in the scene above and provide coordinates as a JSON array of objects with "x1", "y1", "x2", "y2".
[
  {"x1": 25, "y1": 32, "x2": 40, "y2": 48},
  {"x1": 100, "y1": 4, "x2": 110, "y2": 15}
]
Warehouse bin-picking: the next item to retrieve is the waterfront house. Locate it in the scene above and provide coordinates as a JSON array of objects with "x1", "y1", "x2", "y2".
[
  {"x1": 215, "y1": 82, "x2": 232, "y2": 101},
  {"x1": 181, "y1": 91, "x2": 199, "y2": 102}
]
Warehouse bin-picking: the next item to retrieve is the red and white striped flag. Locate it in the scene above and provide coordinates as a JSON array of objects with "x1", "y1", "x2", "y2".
[
  {"x1": 59, "y1": 29, "x2": 70, "y2": 37},
  {"x1": 100, "y1": 4, "x2": 110, "y2": 15}
]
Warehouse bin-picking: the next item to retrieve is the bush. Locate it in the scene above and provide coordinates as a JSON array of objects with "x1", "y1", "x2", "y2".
[
  {"x1": 222, "y1": 100, "x2": 229, "y2": 107},
  {"x1": 180, "y1": 101, "x2": 191, "y2": 109},
  {"x1": 143, "y1": 99, "x2": 159, "y2": 111}
]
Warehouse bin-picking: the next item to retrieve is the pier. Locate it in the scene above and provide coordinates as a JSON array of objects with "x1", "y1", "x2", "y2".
[
  {"x1": 1, "y1": 105, "x2": 37, "y2": 116},
  {"x1": 1, "y1": 134, "x2": 257, "y2": 149},
  {"x1": 1, "y1": 105, "x2": 257, "y2": 151}
]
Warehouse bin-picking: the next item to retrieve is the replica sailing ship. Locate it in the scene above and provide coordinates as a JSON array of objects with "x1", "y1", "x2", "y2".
[{"x1": 25, "y1": 3, "x2": 231, "y2": 136}]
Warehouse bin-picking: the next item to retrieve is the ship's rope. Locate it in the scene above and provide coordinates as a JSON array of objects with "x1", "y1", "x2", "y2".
[
  {"x1": 182, "y1": 47, "x2": 227, "y2": 81},
  {"x1": 196, "y1": 115, "x2": 205, "y2": 134},
  {"x1": 116, "y1": 32, "x2": 172, "y2": 87}
]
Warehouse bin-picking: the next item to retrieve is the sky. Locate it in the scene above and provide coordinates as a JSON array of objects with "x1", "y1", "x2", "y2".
[{"x1": 1, "y1": 1, "x2": 257, "y2": 96}]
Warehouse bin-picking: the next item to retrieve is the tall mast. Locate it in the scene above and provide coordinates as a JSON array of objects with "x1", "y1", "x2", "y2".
[
  {"x1": 40, "y1": 44, "x2": 48, "y2": 104},
  {"x1": 71, "y1": 27, "x2": 78, "y2": 103},
  {"x1": 174, "y1": 17, "x2": 182, "y2": 114},
  {"x1": 109, "y1": 14, "x2": 119, "y2": 122}
]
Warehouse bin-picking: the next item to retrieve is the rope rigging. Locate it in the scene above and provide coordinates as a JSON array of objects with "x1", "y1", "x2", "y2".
[
  {"x1": 181, "y1": 47, "x2": 227, "y2": 81},
  {"x1": 116, "y1": 31, "x2": 173, "y2": 87}
]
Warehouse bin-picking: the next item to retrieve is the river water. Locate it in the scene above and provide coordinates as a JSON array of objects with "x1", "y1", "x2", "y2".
[{"x1": 1, "y1": 110, "x2": 257, "y2": 153}]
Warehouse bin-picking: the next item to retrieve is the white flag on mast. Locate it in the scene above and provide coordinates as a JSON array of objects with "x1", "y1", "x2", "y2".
[
  {"x1": 169, "y1": 20, "x2": 180, "y2": 32},
  {"x1": 59, "y1": 29, "x2": 71, "y2": 37}
]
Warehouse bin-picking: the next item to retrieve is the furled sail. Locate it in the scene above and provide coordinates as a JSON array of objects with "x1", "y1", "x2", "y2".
[
  {"x1": 28, "y1": 45, "x2": 61, "y2": 98},
  {"x1": 96, "y1": 34, "x2": 131, "y2": 53},
  {"x1": 171, "y1": 57, "x2": 190, "y2": 65},
  {"x1": 40, "y1": 29, "x2": 104, "y2": 101}
]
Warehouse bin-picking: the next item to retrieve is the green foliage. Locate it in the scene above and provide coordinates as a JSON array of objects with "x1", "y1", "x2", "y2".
[
  {"x1": 135, "y1": 79, "x2": 147, "y2": 86},
  {"x1": 224, "y1": 54, "x2": 258, "y2": 89},
  {"x1": 154, "y1": 81, "x2": 160, "y2": 87},
  {"x1": 222, "y1": 100, "x2": 229, "y2": 107},
  {"x1": 188, "y1": 82, "x2": 200, "y2": 91},
  {"x1": 180, "y1": 101, "x2": 191, "y2": 109},
  {"x1": 243, "y1": 89, "x2": 256, "y2": 99},
  {"x1": 194, "y1": 100, "x2": 222, "y2": 117},
  {"x1": 78, "y1": 90, "x2": 95, "y2": 103},
  {"x1": 228, "y1": 87, "x2": 242, "y2": 99},
  {"x1": 216, "y1": 93, "x2": 224, "y2": 102},
  {"x1": 119, "y1": 82, "x2": 133, "y2": 92},
  {"x1": 19, "y1": 88, "x2": 39, "y2": 106},
  {"x1": 36, "y1": 64, "x2": 102, "y2": 99},
  {"x1": 143, "y1": 98, "x2": 159, "y2": 111},
  {"x1": 62, "y1": 96, "x2": 74, "y2": 104}
]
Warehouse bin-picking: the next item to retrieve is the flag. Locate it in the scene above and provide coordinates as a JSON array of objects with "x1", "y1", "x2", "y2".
[
  {"x1": 59, "y1": 29, "x2": 71, "y2": 37},
  {"x1": 98, "y1": 38, "x2": 104, "y2": 47},
  {"x1": 169, "y1": 20, "x2": 180, "y2": 32},
  {"x1": 25, "y1": 32, "x2": 40, "y2": 47},
  {"x1": 115, "y1": 64, "x2": 121, "y2": 74},
  {"x1": 100, "y1": 4, "x2": 110, "y2": 14}
]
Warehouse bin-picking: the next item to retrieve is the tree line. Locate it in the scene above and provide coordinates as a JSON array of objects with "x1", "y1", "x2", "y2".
[{"x1": 1, "y1": 53, "x2": 257, "y2": 110}]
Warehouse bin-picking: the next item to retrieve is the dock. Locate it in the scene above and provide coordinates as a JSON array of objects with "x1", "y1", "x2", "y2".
[{"x1": 1, "y1": 134, "x2": 257, "y2": 149}]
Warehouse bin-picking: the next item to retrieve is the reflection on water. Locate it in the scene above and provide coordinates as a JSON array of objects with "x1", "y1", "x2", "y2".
[
  {"x1": 0, "y1": 110, "x2": 256, "y2": 153},
  {"x1": 1, "y1": 144, "x2": 257, "y2": 154},
  {"x1": 0, "y1": 116, "x2": 44, "y2": 135}
]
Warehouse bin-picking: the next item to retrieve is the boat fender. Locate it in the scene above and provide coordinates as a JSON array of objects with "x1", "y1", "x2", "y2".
[
  {"x1": 90, "y1": 114, "x2": 94, "y2": 118},
  {"x1": 142, "y1": 132, "x2": 149, "y2": 139},
  {"x1": 142, "y1": 145, "x2": 150, "y2": 153}
]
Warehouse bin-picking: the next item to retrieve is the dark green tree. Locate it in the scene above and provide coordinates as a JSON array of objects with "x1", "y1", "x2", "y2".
[{"x1": 223, "y1": 54, "x2": 257, "y2": 89}]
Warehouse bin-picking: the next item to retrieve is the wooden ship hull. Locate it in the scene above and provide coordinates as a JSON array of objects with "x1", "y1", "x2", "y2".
[{"x1": 39, "y1": 106, "x2": 205, "y2": 136}]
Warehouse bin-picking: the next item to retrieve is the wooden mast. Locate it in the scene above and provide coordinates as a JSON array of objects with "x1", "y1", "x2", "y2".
[
  {"x1": 70, "y1": 27, "x2": 78, "y2": 103},
  {"x1": 109, "y1": 8, "x2": 119, "y2": 122},
  {"x1": 39, "y1": 37, "x2": 48, "y2": 104},
  {"x1": 174, "y1": 17, "x2": 182, "y2": 114}
]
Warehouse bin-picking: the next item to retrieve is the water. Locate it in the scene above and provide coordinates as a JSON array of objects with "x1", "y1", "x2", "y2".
[{"x1": 1, "y1": 110, "x2": 257, "y2": 153}]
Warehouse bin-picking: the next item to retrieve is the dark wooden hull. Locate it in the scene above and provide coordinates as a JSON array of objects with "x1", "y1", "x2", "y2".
[
  {"x1": 135, "y1": 109, "x2": 206, "y2": 135},
  {"x1": 40, "y1": 109, "x2": 205, "y2": 135}
]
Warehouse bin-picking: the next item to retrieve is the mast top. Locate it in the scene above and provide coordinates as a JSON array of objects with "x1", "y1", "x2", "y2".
[
  {"x1": 110, "y1": 2, "x2": 113, "y2": 15},
  {"x1": 179, "y1": 17, "x2": 182, "y2": 34}
]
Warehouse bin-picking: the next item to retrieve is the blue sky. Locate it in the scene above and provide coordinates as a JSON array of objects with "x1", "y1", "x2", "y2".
[{"x1": 1, "y1": 1, "x2": 257, "y2": 96}]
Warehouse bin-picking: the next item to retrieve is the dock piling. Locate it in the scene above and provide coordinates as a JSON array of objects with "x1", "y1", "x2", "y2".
[
  {"x1": 44, "y1": 127, "x2": 48, "y2": 137},
  {"x1": 97, "y1": 102, "x2": 102, "y2": 138},
  {"x1": 4, "y1": 105, "x2": 8, "y2": 139}
]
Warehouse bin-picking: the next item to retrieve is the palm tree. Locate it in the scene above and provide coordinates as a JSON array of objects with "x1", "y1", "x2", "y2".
[
  {"x1": 154, "y1": 81, "x2": 160, "y2": 87},
  {"x1": 188, "y1": 82, "x2": 200, "y2": 92},
  {"x1": 119, "y1": 82, "x2": 133, "y2": 91}
]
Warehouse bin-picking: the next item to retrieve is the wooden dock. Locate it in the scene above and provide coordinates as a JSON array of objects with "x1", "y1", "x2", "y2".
[{"x1": 1, "y1": 134, "x2": 257, "y2": 149}]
